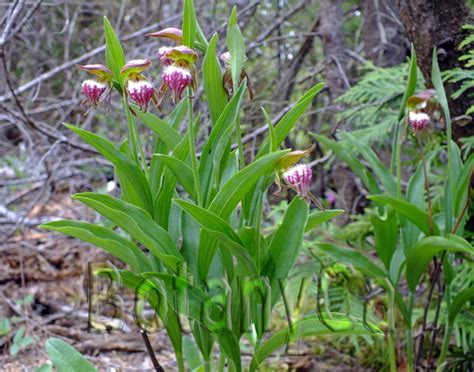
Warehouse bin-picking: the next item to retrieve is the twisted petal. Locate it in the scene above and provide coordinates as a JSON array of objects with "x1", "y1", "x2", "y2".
[
  {"x1": 146, "y1": 27, "x2": 183, "y2": 43},
  {"x1": 77, "y1": 64, "x2": 112, "y2": 80}
]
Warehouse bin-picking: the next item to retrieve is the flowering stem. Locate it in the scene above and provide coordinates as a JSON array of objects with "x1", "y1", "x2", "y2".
[
  {"x1": 406, "y1": 292, "x2": 415, "y2": 372},
  {"x1": 187, "y1": 87, "x2": 203, "y2": 206},
  {"x1": 417, "y1": 134, "x2": 433, "y2": 235},
  {"x1": 385, "y1": 279, "x2": 397, "y2": 372},
  {"x1": 390, "y1": 121, "x2": 403, "y2": 198},
  {"x1": 235, "y1": 114, "x2": 245, "y2": 169},
  {"x1": 125, "y1": 102, "x2": 148, "y2": 178}
]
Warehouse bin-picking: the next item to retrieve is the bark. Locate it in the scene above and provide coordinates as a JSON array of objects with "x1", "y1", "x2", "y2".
[
  {"x1": 397, "y1": 0, "x2": 473, "y2": 138},
  {"x1": 319, "y1": 0, "x2": 348, "y2": 100},
  {"x1": 319, "y1": 0, "x2": 358, "y2": 223},
  {"x1": 362, "y1": 0, "x2": 408, "y2": 66}
]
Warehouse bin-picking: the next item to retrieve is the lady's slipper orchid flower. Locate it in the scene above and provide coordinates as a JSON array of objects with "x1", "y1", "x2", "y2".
[
  {"x1": 409, "y1": 111, "x2": 430, "y2": 133},
  {"x1": 81, "y1": 79, "x2": 108, "y2": 108},
  {"x1": 126, "y1": 80, "x2": 156, "y2": 112},
  {"x1": 156, "y1": 46, "x2": 199, "y2": 105},
  {"x1": 162, "y1": 66, "x2": 193, "y2": 103},
  {"x1": 120, "y1": 59, "x2": 157, "y2": 112},
  {"x1": 283, "y1": 164, "x2": 313, "y2": 198},
  {"x1": 77, "y1": 64, "x2": 112, "y2": 109}
]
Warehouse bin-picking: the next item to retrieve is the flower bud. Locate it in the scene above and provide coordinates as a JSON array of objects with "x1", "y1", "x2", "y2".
[
  {"x1": 158, "y1": 47, "x2": 173, "y2": 66},
  {"x1": 283, "y1": 164, "x2": 312, "y2": 198},
  {"x1": 127, "y1": 79, "x2": 155, "y2": 112},
  {"x1": 409, "y1": 111, "x2": 430, "y2": 133},
  {"x1": 81, "y1": 79, "x2": 107, "y2": 107},
  {"x1": 162, "y1": 66, "x2": 193, "y2": 103}
]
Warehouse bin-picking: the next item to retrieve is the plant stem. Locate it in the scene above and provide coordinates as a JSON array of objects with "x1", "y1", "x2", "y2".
[
  {"x1": 417, "y1": 134, "x2": 433, "y2": 235},
  {"x1": 395, "y1": 120, "x2": 403, "y2": 199},
  {"x1": 125, "y1": 102, "x2": 148, "y2": 178},
  {"x1": 386, "y1": 279, "x2": 397, "y2": 372},
  {"x1": 406, "y1": 292, "x2": 415, "y2": 372},
  {"x1": 437, "y1": 322, "x2": 453, "y2": 370},
  {"x1": 187, "y1": 87, "x2": 203, "y2": 206},
  {"x1": 428, "y1": 273, "x2": 444, "y2": 366},
  {"x1": 217, "y1": 352, "x2": 225, "y2": 372},
  {"x1": 235, "y1": 114, "x2": 245, "y2": 169}
]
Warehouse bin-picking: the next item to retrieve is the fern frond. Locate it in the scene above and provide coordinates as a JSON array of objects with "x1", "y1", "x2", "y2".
[{"x1": 336, "y1": 62, "x2": 424, "y2": 145}]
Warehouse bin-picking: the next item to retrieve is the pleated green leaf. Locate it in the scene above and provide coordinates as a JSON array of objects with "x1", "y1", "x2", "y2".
[
  {"x1": 317, "y1": 243, "x2": 387, "y2": 279},
  {"x1": 40, "y1": 220, "x2": 150, "y2": 273},
  {"x1": 103, "y1": 16, "x2": 125, "y2": 87},
  {"x1": 45, "y1": 338, "x2": 96, "y2": 372},
  {"x1": 250, "y1": 314, "x2": 382, "y2": 371},
  {"x1": 368, "y1": 195, "x2": 440, "y2": 238},
  {"x1": 65, "y1": 124, "x2": 153, "y2": 212},
  {"x1": 73, "y1": 193, "x2": 183, "y2": 271},
  {"x1": 406, "y1": 235, "x2": 473, "y2": 292},
  {"x1": 257, "y1": 83, "x2": 324, "y2": 158},
  {"x1": 203, "y1": 34, "x2": 228, "y2": 125}
]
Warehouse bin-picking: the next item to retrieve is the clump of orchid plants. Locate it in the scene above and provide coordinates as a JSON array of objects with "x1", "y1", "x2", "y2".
[{"x1": 45, "y1": 4, "x2": 383, "y2": 372}]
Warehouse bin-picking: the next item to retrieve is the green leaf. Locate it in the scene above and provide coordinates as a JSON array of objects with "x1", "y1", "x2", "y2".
[
  {"x1": 250, "y1": 314, "x2": 382, "y2": 371},
  {"x1": 406, "y1": 235, "x2": 474, "y2": 292},
  {"x1": 73, "y1": 193, "x2": 183, "y2": 271},
  {"x1": 45, "y1": 338, "x2": 96, "y2": 372},
  {"x1": 134, "y1": 109, "x2": 182, "y2": 150},
  {"x1": 432, "y1": 49, "x2": 455, "y2": 232},
  {"x1": 454, "y1": 153, "x2": 474, "y2": 217},
  {"x1": 226, "y1": 6, "x2": 245, "y2": 92},
  {"x1": 257, "y1": 83, "x2": 324, "y2": 158},
  {"x1": 174, "y1": 200, "x2": 258, "y2": 276},
  {"x1": 113, "y1": 271, "x2": 184, "y2": 370},
  {"x1": 198, "y1": 150, "x2": 288, "y2": 280},
  {"x1": 40, "y1": 220, "x2": 150, "y2": 272},
  {"x1": 368, "y1": 195, "x2": 440, "y2": 238},
  {"x1": 199, "y1": 83, "x2": 247, "y2": 205},
  {"x1": 305, "y1": 209, "x2": 344, "y2": 232},
  {"x1": 341, "y1": 132, "x2": 397, "y2": 196},
  {"x1": 261, "y1": 107, "x2": 277, "y2": 153},
  {"x1": 209, "y1": 150, "x2": 288, "y2": 219},
  {"x1": 216, "y1": 332, "x2": 241, "y2": 371},
  {"x1": 103, "y1": 16, "x2": 125, "y2": 87},
  {"x1": 371, "y1": 206, "x2": 398, "y2": 270},
  {"x1": 182, "y1": 0, "x2": 197, "y2": 48},
  {"x1": 448, "y1": 287, "x2": 474, "y2": 325},
  {"x1": 0, "y1": 318, "x2": 11, "y2": 336},
  {"x1": 65, "y1": 124, "x2": 153, "y2": 212},
  {"x1": 399, "y1": 45, "x2": 417, "y2": 120},
  {"x1": 153, "y1": 155, "x2": 195, "y2": 198},
  {"x1": 183, "y1": 336, "x2": 203, "y2": 371},
  {"x1": 313, "y1": 134, "x2": 380, "y2": 194},
  {"x1": 316, "y1": 243, "x2": 387, "y2": 279},
  {"x1": 262, "y1": 197, "x2": 309, "y2": 306},
  {"x1": 203, "y1": 34, "x2": 228, "y2": 125}
]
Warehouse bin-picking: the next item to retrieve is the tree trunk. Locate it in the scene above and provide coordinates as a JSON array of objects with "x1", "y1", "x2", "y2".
[
  {"x1": 397, "y1": 0, "x2": 473, "y2": 139},
  {"x1": 319, "y1": 0, "x2": 348, "y2": 100},
  {"x1": 362, "y1": 0, "x2": 408, "y2": 66}
]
